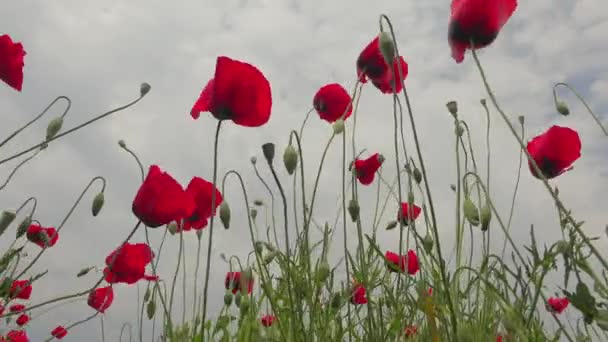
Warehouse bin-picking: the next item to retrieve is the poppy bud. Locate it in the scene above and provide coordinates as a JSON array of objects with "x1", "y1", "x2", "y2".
[
  {"x1": 253, "y1": 200, "x2": 263, "y2": 206},
  {"x1": 235, "y1": 291, "x2": 242, "y2": 306},
  {"x1": 91, "y1": 192, "x2": 104, "y2": 217},
  {"x1": 219, "y1": 202, "x2": 231, "y2": 229},
  {"x1": 146, "y1": 299, "x2": 156, "y2": 319},
  {"x1": 118, "y1": 140, "x2": 126, "y2": 148},
  {"x1": 0, "y1": 211, "x2": 16, "y2": 236},
  {"x1": 250, "y1": 208, "x2": 258, "y2": 220},
  {"x1": 385, "y1": 220, "x2": 398, "y2": 230},
  {"x1": 347, "y1": 199, "x2": 360, "y2": 222},
  {"x1": 262, "y1": 143, "x2": 275, "y2": 164},
  {"x1": 480, "y1": 99, "x2": 486, "y2": 106},
  {"x1": 167, "y1": 222, "x2": 178, "y2": 235},
  {"x1": 239, "y1": 295, "x2": 250, "y2": 314},
  {"x1": 140, "y1": 82, "x2": 151, "y2": 96},
  {"x1": 224, "y1": 290, "x2": 233, "y2": 306},
  {"x1": 455, "y1": 123, "x2": 464, "y2": 137},
  {"x1": 556, "y1": 101, "x2": 570, "y2": 116},
  {"x1": 77, "y1": 266, "x2": 94, "y2": 277},
  {"x1": 263, "y1": 251, "x2": 277, "y2": 265},
  {"x1": 378, "y1": 31, "x2": 396, "y2": 64},
  {"x1": 250, "y1": 156, "x2": 257, "y2": 164},
  {"x1": 254, "y1": 241, "x2": 265, "y2": 254},
  {"x1": 518, "y1": 115, "x2": 525, "y2": 125},
  {"x1": 407, "y1": 191, "x2": 415, "y2": 205},
  {"x1": 333, "y1": 119, "x2": 345, "y2": 135},
  {"x1": 16, "y1": 216, "x2": 32, "y2": 239},
  {"x1": 283, "y1": 144, "x2": 298, "y2": 175},
  {"x1": 446, "y1": 101, "x2": 458, "y2": 118},
  {"x1": 316, "y1": 261, "x2": 330, "y2": 283},
  {"x1": 143, "y1": 287, "x2": 151, "y2": 302},
  {"x1": 480, "y1": 204, "x2": 491, "y2": 231},
  {"x1": 330, "y1": 293, "x2": 342, "y2": 309},
  {"x1": 463, "y1": 196, "x2": 480, "y2": 226},
  {"x1": 422, "y1": 234, "x2": 433, "y2": 253},
  {"x1": 413, "y1": 167, "x2": 422, "y2": 184},
  {"x1": 46, "y1": 117, "x2": 63, "y2": 140},
  {"x1": 450, "y1": 184, "x2": 456, "y2": 192}
]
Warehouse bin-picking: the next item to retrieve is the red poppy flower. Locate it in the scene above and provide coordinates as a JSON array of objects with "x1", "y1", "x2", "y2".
[
  {"x1": 88, "y1": 286, "x2": 113, "y2": 313},
  {"x1": 181, "y1": 177, "x2": 223, "y2": 231},
  {"x1": 2, "y1": 330, "x2": 29, "y2": 342},
  {"x1": 448, "y1": 0, "x2": 518, "y2": 63},
  {"x1": 191, "y1": 56, "x2": 272, "y2": 127},
  {"x1": 10, "y1": 280, "x2": 32, "y2": 300},
  {"x1": 397, "y1": 202, "x2": 422, "y2": 225},
  {"x1": 25, "y1": 224, "x2": 58, "y2": 248},
  {"x1": 104, "y1": 242, "x2": 158, "y2": 285},
  {"x1": 496, "y1": 336, "x2": 503, "y2": 342},
  {"x1": 351, "y1": 282, "x2": 368, "y2": 305},
  {"x1": 546, "y1": 297, "x2": 569, "y2": 314},
  {"x1": 0, "y1": 34, "x2": 26, "y2": 91},
  {"x1": 385, "y1": 250, "x2": 419, "y2": 275},
  {"x1": 9, "y1": 304, "x2": 25, "y2": 313},
  {"x1": 132, "y1": 165, "x2": 196, "y2": 228},
  {"x1": 353, "y1": 153, "x2": 384, "y2": 185},
  {"x1": 51, "y1": 326, "x2": 68, "y2": 339},
  {"x1": 224, "y1": 272, "x2": 254, "y2": 295},
  {"x1": 356, "y1": 36, "x2": 409, "y2": 94},
  {"x1": 312, "y1": 83, "x2": 353, "y2": 123},
  {"x1": 16, "y1": 314, "x2": 29, "y2": 326},
  {"x1": 260, "y1": 314, "x2": 276, "y2": 327},
  {"x1": 404, "y1": 325, "x2": 418, "y2": 338},
  {"x1": 526, "y1": 126, "x2": 581, "y2": 179}
]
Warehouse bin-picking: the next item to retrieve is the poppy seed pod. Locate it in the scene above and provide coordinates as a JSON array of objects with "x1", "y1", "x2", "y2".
[
  {"x1": 556, "y1": 101, "x2": 570, "y2": 116},
  {"x1": 347, "y1": 199, "x2": 360, "y2": 222},
  {"x1": 262, "y1": 143, "x2": 275, "y2": 164},
  {"x1": 333, "y1": 119, "x2": 345, "y2": 134},
  {"x1": 378, "y1": 31, "x2": 396, "y2": 64},
  {"x1": 140, "y1": 82, "x2": 151, "y2": 96},
  {"x1": 446, "y1": 101, "x2": 458, "y2": 118},
  {"x1": 219, "y1": 202, "x2": 231, "y2": 229},
  {"x1": 92, "y1": 192, "x2": 105, "y2": 217},
  {"x1": 463, "y1": 196, "x2": 480, "y2": 226},
  {"x1": 283, "y1": 144, "x2": 298, "y2": 175},
  {"x1": 16, "y1": 216, "x2": 32, "y2": 239},
  {"x1": 0, "y1": 211, "x2": 16, "y2": 236},
  {"x1": 46, "y1": 117, "x2": 63, "y2": 140}
]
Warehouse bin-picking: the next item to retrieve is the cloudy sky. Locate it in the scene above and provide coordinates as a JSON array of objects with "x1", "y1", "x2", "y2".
[{"x1": 1, "y1": 0, "x2": 607, "y2": 340}]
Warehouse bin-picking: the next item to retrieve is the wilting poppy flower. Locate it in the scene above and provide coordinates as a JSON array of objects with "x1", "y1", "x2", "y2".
[
  {"x1": 404, "y1": 325, "x2": 418, "y2": 338},
  {"x1": 353, "y1": 153, "x2": 384, "y2": 185},
  {"x1": 448, "y1": 0, "x2": 518, "y2": 63},
  {"x1": 2, "y1": 330, "x2": 29, "y2": 342},
  {"x1": 181, "y1": 177, "x2": 223, "y2": 231},
  {"x1": 356, "y1": 36, "x2": 409, "y2": 94},
  {"x1": 224, "y1": 272, "x2": 254, "y2": 294},
  {"x1": 88, "y1": 286, "x2": 114, "y2": 313},
  {"x1": 398, "y1": 202, "x2": 422, "y2": 225},
  {"x1": 0, "y1": 34, "x2": 26, "y2": 91},
  {"x1": 51, "y1": 326, "x2": 68, "y2": 339},
  {"x1": 526, "y1": 126, "x2": 581, "y2": 179},
  {"x1": 132, "y1": 165, "x2": 196, "y2": 228},
  {"x1": 313, "y1": 83, "x2": 353, "y2": 123},
  {"x1": 385, "y1": 250, "x2": 419, "y2": 275},
  {"x1": 546, "y1": 297, "x2": 569, "y2": 314},
  {"x1": 260, "y1": 314, "x2": 276, "y2": 327},
  {"x1": 351, "y1": 282, "x2": 368, "y2": 305},
  {"x1": 191, "y1": 56, "x2": 272, "y2": 127},
  {"x1": 10, "y1": 280, "x2": 32, "y2": 300},
  {"x1": 25, "y1": 224, "x2": 58, "y2": 248},
  {"x1": 16, "y1": 314, "x2": 29, "y2": 326},
  {"x1": 9, "y1": 304, "x2": 25, "y2": 313},
  {"x1": 104, "y1": 242, "x2": 158, "y2": 285}
]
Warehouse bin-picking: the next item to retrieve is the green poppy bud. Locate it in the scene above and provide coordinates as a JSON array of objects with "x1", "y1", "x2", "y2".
[
  {"x1": 224, "y1": 290, "x2": 233, "y2": 306},
  {"x1": 347, "y1": 199, "x2": 360, "y2": 222},
  {"x1": 46, "y1": 117, "x2": 63, "y2": 140},
  {"x1": 385, "y1": 220, "x2": 398, "y2": 230},
  {"x1": 556, "y1": 101, "x2": 570, "y2": 116},
  {"x1": 315, "y1": 261, "x2": 330, "y2": 283},
  {"x1": 140, "y1": 82, "x2": 151, "y2": 96},
  {"x1": 16, "y1": 216, "x2": 32, "y2": 239},
  {"x1": 220, "y1": 202, "x2": 231, "y2": 229},
  {"x1": 146, "y1": 299, "x2": 156, "y2": 319},
  {"x1": 0, "y1": 211, "x2": 16, "y2": 237},
  {"x1": 463, "y1": 196, "x2": 480, "y2": 226},
  {"x1": 91, "y1": 192, "x2": 105, "y2": 217},
  {"x1": 333, "y1": 119, "x2": 345, "y2": 135},
  {"x1": 283, "y1": 144, "x2": 298, "y2": 175},
  {"x1": 480, "y1": 203, "x2": 492, "y2": 231},
  {"x1": 378, "y1": 31, "x2": 396, "y2": 64}
]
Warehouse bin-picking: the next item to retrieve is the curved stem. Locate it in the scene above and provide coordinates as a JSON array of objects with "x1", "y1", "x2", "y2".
[
  {"x1": 0, "y1": 149, "x2": 41, "y2": 191},
  {"x1": 501, "y1": 119, "x2": 525, "y2": 258},
  {"x1": 252, "y1": 161, "x2": 279, "y2": 249},
  {"x1": 553, "y1": 82, "x2": 608, "y2": 136}
]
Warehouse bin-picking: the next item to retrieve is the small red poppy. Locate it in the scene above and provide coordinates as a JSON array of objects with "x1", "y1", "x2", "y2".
[
  {"x1": 546, "y1": 297, "x2": 569, "y2": 314},
  {"x1": 51, "y1": 326, "x2": 68, "y2": 339},
  {"x1": 2, "y1": 330, "x2": 29, "y2": 342},
  {"x1": 9, "y1": 280, "x2": 32, "y2": 300},
  {"x1": 88, "y1": 286, "x2": 114, "y2": 313},
  {"x1": 398, "y1": 202, "x2": 422, "y2": 225},
  {"x1": 191, "y1": 56, "x2": 272, "y2": 127},
  {"x1": 260, "y1": 314, "x2": 276, "y2": 327},
  {"x1": 312, "y1": 83, "x2": 353, "y2": 123},
  {"x1": 224, "y1": 272, "x2": 254, "y2": 295},
  {"x1": 353, "y1": 153, "x2": 384, "y2": 185},
  {"x1": 448, "y1": 0, "x2": 518, "y2": 63},
  {"x1": 351, "y1": 282, "x2": 368, "y2": 305},
  {"x1": 526, "y1": 126, "x2": 581, "y2": 179},
  {"x1": 404, "y1": 325, "x2": 418, "y2": 338},
  {"x1": 9, "y1": 304, "x2": 25, "y2": 313},
  {"x1": 356, "y1": 36, "x2": 409, "y2": 94},
  {"x1": 181, "y1": 177, "x2": 223, "y2": 231},
  {"x1": 496, "y1": 336, "x2": 503, "y2": 342},
  {"x1": 385, "y1": 250, "x2": 419, "y2": 275},
  {"x1": 25, "y1": 224, "x2": 58, "y2": 248},
  {"x1": 104, "y1": 242, "x2": 158, "y2": 285},
  {"x1": 370, "y1": 57, "x2": 408, "y2": 94},
  {"x1": 16, "y1": 314, "x2": 29, "y2": 326},
  {"x1": 0, "y1": 34, "x2": 26, "y2": 91},
  {"x1": 132, "y1": 165, "x2": 196, "y2": 228}
]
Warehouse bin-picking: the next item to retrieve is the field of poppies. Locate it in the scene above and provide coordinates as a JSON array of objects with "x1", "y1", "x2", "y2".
[{"x1": 1, "y1": 1, "x2": 608, "y2": 341}]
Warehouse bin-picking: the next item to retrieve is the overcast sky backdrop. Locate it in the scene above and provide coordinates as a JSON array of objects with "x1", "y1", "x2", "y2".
[{"x1": 1, "y1": 0, "x2": 607, "y2": 340}]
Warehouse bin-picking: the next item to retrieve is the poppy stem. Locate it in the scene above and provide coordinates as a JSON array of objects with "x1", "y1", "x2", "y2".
[
  {"x1": 0, "y1": 149, "x2": 41, "y2": 191},
  {"x1": 251, "y1": 161, "x2": 280, "y2": 251},
  {"x1": 553, "y1": 82, "x2": 608, "y2": 136},
  {"x1": 501, "y1": 118, "x2": 525, "y2": 258}
]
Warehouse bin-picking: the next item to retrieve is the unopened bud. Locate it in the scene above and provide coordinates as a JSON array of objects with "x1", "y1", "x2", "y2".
[
  {"x1": 262, "y1": 143, "x2": 275, "y2": 164},
  {"x1": 46, "y1": 117, "x2": 63, "y2": 140},
  {"x1": 480, "y1": 204, "x2": 492, "y2": 231},
  {"x1": 77, "y1": 266, "x2": 93, "y2": 277},
  {"x1": 92, "y1": 192, "x2": 105, "y2": 217},
  {"x1": 333, "y1": 119, "x2": 345, "y2": 135},
  {"x1": 422, "y1": 234, "x2": 434, "y2": 253},
  {"x1": 254, "y1": 241, "x2": 265, "y2": 254},
  {"x1": 518, "y1": 115, "x2": 525, "y2": 125},
  {"x1": 250, "y1": 156, "x2": 257, "y2": 164},
  {"x1": 455, "y1": 123, "x2": 464, "y2": 137},
  {"x1": 413, "y1": 168, "x2": 422, "y2": 184},
  {"x1": 250, "y1": 208, "x2": 258, "y2": 220},
  {"x1": 263, "y1": 251, "x2": 277, "y2": 265},
  {"x1": 480, "y1": 99, "x2": 487, "y2": 106},
  {"x1": 407, "y1": 191, "x2": 415, "y2": 205},
  {"x1": 330, "y1": 293, "x2": 343, "y2": 309},
  {"x1": 385, "y1": 220, "x2": 398, "y2": 230},
  {"x1": 118, "y1": 140, "x2": 126, "y2": 148},
  {"x1": 463, "y1": 196, "x2": 480, "y2": 226},
  {"x1": 450, "y1": 184, "x2": 456, "y2": 192},
  {"x1": 146, "y1": 299, "x2": 156, "y2": 319},
  {"x1": 143, "y1": 287, "x2": 151, "y2": 302},
  {"x1": 167, "y1": 222, "x2": 178, "y2": 235},
  {"x1": 219, "y1": 202, "x2": 231, "y2": 229},
  {"x1": 253, "y1": 200, "x2": 263, "y2": 206},
  {"x1": 224, "y1": 290, "x2": 233, "y2": 306},
  {"x1": 140, "y1": 83, "x2": 151, "y2": 96},
  {"x1": 16, "y1": 216, "x2": 32, "y2": 239},
  {"x1": 0, "y1": 211, "x2": 16, "y2": 236},
  {"x1": 347, "y1": 199, "x2": 360, "y2": 222},
  {"x1": 378, "y1": 31, "x2": 396, "y2": 64},
  {"x1": 446, "y1": 101, "x2": 458, "y2": 118},
  {"x1": 235, "y1": 291, "x2": 242, "y2": 306},
  {"x1": 283, "y1": 144, "x2": 298, "y2": 175},
  {"x1": 316, "y1": 261, "x2": 331, "y2": 283},
  {"x1": 556, "y1": 101, "x2": 570, "y2": 116}
]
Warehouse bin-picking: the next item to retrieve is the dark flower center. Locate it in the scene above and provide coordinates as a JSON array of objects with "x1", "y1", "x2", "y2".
[{"x1": 448, "y1": 20, "x2": 497, "y2": 47}]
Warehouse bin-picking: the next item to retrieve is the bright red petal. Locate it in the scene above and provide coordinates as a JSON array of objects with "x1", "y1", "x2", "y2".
[{"x1": 190, "y1": 79, "x2": 215, "y2": 119}]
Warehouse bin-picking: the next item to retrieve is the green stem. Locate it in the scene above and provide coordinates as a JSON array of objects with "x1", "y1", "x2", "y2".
[{"x1": 553, "y1": 82, "x2": 608, "y2": 136}]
